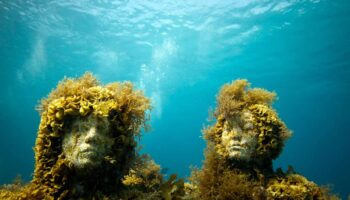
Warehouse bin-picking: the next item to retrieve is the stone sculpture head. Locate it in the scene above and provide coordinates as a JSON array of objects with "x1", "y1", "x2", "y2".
[
  {"x1": 220, "y1": 109, "x2": 258, "y2": 161},
  {"x1": 62, "y1": 115, "x2": 114, "y2": 170},
  {"x1": 196, "y1": 79, "x2": 334, "y2": 200},
  {"x1": 32, "y1": 73, "x2": 150, "y2": 198},
  {"x1": 204, "y1": 79, "x2": 291, "y2": 164}
]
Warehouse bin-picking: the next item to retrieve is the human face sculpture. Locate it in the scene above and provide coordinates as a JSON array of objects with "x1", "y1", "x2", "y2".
[
  {"x1": 62, "y1": 115, "x2": 114, "y2": 170},
  {"x1": 221, "y1": 111, "x2": 258, "y2": 161}
]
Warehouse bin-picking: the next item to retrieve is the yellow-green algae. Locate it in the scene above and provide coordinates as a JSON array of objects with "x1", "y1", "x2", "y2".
[
  {"x1": 187, "y1": 79, "x2": 339, "y2": 200},
  {"x1": 0, "y1": 73, "x2": 185, "y2": 200}
]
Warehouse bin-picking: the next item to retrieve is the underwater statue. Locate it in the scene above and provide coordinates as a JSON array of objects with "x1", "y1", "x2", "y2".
[
  {"x1": 0, "y1": 73, "x2": 184, "y2": 200},
  {"x1": 188, "y1": 79, "x2": 339, "y2": 200}
]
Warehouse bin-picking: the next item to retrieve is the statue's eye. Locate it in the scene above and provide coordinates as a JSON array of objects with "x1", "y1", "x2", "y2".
[
  {"x1": 83, "y1": 125, "x2": 96, "y2": 133},
  {"x1": 70, "y1": 125, "x2": 80, "y2": 133},
  {"x1": 227, "y1": 120, "x2": 238, "y2": 128}
]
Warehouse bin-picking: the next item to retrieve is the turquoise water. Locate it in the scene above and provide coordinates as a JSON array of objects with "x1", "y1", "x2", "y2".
[{"x1": 0, "y1": 0, "x2": 349, "y2": 198}]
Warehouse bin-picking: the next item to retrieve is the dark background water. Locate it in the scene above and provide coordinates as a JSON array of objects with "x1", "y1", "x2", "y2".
[{"x1": 0, "y1": 0, "x2": 349, "y2": 198}]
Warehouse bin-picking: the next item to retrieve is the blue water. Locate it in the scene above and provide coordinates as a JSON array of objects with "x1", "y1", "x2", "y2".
[{"x1": 1, "y1": 0, "x2": 349, "y2": 198}]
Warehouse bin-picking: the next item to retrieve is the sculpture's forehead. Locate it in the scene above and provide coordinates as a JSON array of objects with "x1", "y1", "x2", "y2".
[
  {"x1": 224, "y1": 110, "x2": 254, "y2": 126},
  {"x1": 68, "y1": 115, "x2": 110, "y2": 131}
]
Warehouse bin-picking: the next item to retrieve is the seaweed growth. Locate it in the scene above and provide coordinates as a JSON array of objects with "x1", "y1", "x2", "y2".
[
  {"x1": 0, "y1": 73, "x2": 184, "y2": 200},
  {"x1": 189, "y1": 79, "x2": 338, "y2": 200}
]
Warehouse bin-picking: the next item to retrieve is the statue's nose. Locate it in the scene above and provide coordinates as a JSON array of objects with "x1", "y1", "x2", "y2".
[
  {"x1": 85, "y1": 127, "x2": 98, "y2": 143},
  {"x1": 232, "y1": 134, "x2": 242, "y2": 141},
  {"x1": 230, "y1": 128, "x2": 242, "y2": 141}
]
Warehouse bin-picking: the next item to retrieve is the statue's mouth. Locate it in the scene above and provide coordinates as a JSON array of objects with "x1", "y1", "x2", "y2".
[
  {"x1": 80, "y1": 148, "x2": 98, "y2": 155},
  {"x1": 228, "y1": 142, "x2": 249, "y2": 151},
  {"x1": 229, "y1": 145, "x2": 243, "y2": 150}
]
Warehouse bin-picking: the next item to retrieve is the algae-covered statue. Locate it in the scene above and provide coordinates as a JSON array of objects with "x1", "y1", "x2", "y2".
[
  {"x1": 0, "y1": 73, "x2": 184, "y2": 200},
  {"x1": 189, "y1": 79, "x2": 338, "y2": 200}
]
